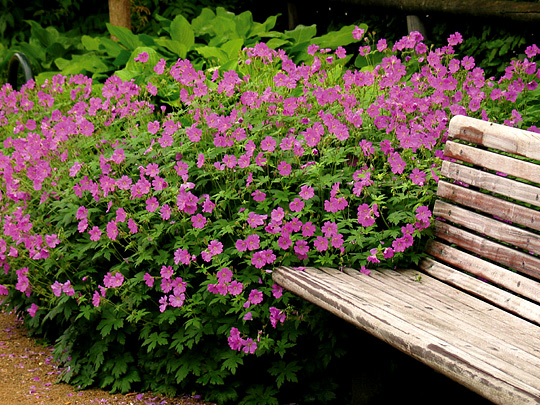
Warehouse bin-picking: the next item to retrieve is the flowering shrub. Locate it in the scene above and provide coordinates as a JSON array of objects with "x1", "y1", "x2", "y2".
[{"x1": 0, "y1": 29, "x2": 539, "y2": 403}]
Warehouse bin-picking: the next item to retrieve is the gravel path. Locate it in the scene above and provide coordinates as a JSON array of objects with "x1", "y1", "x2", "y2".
[{"x1": 0, "y1": 307, "x2": 212, "y2": 405}]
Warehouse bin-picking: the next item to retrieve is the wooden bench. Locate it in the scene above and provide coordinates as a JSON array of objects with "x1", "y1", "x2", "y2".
[{"x1": 273, "y1": 115, "x2": 540, "y2": 404}]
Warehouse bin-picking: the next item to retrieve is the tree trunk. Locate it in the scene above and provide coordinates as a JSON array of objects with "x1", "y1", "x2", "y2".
[
  {"x1": 109, "y1": 0, "x2": 131, "y2": 30},
  {"x1": 336, "y1": 0, "x2": 540, "y2": 22},
  {"x1": 406, "y1": 15, "x2": 428, "y2": 39}
]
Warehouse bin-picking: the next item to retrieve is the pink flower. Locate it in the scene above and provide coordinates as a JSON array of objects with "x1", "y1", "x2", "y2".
[
  {"x1": 289, "y1": 198, "x2": 304, "y2": 213},
  {"x1": 146, "y1": 196, "x2": 159, "y2": 213},
  {"x1": 409, "y1": 168, "x2": 426, "y2": 186},
  {"x1": 27, "y1": 303, "x2": 38, "y2": 318},
  {"x1": 278, "y1": 235, "x2": 292, "y2": 250},
  {"x1": 127, "y1": 218, "x2": 138, "y2": 233},
  {"x1": 251, "y1": 251, "x2": 266, "y2": 269},
  {"x1": 78, "y1": 219, "x2": 88, "y2": 233},
  {"x1": 76, "y1": 206, "x2": 88, "y2": 220},
  {"x1": 154, "y1": 58, "x2": 166, "y2": 74},
  {"x1": 245, "y1": 234, "x2": 260, "y2": 251},
  {"x1": 294, "y1": 240, "x2": 310, "y2": 256},
  {"x1": 174, "y1": 248, "x2": 192, "y2": 265},
  {"x1": 146, "y1": 82, "x2": 157, "y2": 96},
  {"x1": 247, "y1": 212, "x2": 267, "y2": 228},
  {"x1": 260, "y1": 136, "x2": 276, "y2": 152},
  {"x1": 144, "y1": 273, "x2": 154, "y2": 287},
  {"x1": 160, "y1": 204, "x2": 171, "y2": 220},
  {"x1": 207, "y1": 240, "x2": 223, "y2": 256},
  {"x1": 314, "y1": 236, "x2": 328, "y2": 252},
  {"x1": 448, "y1": 32, "x2": 463, "y2": 46},
  {"x1": 217, "y1": 268, "x2": 233, "y2": 283},
  {"x1": 251, "y1": 190, "x2": 266, "y2": 202},
  {"x1": 92, "y1": 291, "x2": 101, "y2": 307},
  {"x1": 69, "y1": 162, "x2": 82, "y2": 177},
  {"x1": 89, "y1": 226, "x2": 101, "y2": 241},
  {"x1": 106, "y1": 221, "x2": 118, "y2": 240},
  {"x1": 191, "y1": 213, "x2": 207, "y2": 229},
  {"x1": 248, "y1": 289, "x2": 264, "y2": 305},
  {"x1": 148, "y1": 121, "x2": 160, "y2": 135},
  {"x1": 416, "y1": 205, "x2": 432, "y2": 223},
  {"x1": 299, "y1": 185, "x2": 314, "y2": 200},
  {"x1": 228, "y1": 281, "x2": 243, "y2": 295},
  {"x1": 353, "y1": 26, "x2": 365, "y2": 40},
  {"x1": 134, "y1": 51, "x2": 149, "y2": 62},
  {"x1": 103, "y1": 272, "x2": 124, "y2": 288},
  {"x1": 277, "y1": 161, "x2": 292, "y2": 176}
]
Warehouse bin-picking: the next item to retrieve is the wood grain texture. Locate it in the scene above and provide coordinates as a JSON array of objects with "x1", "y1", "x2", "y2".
[
  {"x1": 443, "y1": 140, "x2": 540, "y2": 184},
  {"x1": 441, "y1": 161, "x2": 540, "y2": 208},
  {"x1": 436, "y1": 181, "x2": 540, "y2": 232},
  {"x1": 425, "y1": 239, "x2": 540, "y2": 304},
  {"x1": 448, "y1": 115, "x2": 540, "y2": 161},
  {"x1": 433, "y1": 199, "x2": 540, "y2": 257},
  {"x1": 432, "y1": 214, "x2": 540, "y2": 281},
  {"x1": 272, "y1": 266, "x2": 540, "y2": 404}
]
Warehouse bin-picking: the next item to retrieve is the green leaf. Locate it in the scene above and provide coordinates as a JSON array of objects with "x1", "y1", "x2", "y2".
[
  {"x1": 26, "y1": 20, "x2": 55, "y2": 48},
  {"x1": 156, "y1": 37, "x2": 188, "y2": 58},
  {"x1": 191, "y1": 8, "x2": 216, "y2": 35},
  {"x1": 312, "y1": 24, "x2": 365, "y2": 49},
  {"x1": 234, "y1": 11, "x2": 253, "y2": 38},
  {"x1": 284, "y1": 24, "x2": 317, "y2": 44},
  {"x1": 221, "y1": 351, "x2": 244, "y2": 374},
  {"x1": 195, "y1": 46, "x2": 229, "y2": 65},
  {"x1": 221, "y1": 38, "x2": 244, "y2": 59},
  {"x1": 106, "y1": 23, "x2": 142, "y2": 51},
  {"x1": 143, "y1": 331, "x2": 169, "y2": 352},
  {"x1": 170, "y1": 15, "x2": 194, "y2": 50}
]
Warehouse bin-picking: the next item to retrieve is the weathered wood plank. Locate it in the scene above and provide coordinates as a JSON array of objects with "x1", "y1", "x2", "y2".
[
  {"x1": 340, "y1": 267, "x2": 540, "y2": 358},
  {"x1": 449, "y1": 115, "x2": 540, "y2": 161},
  {"x1": 434, "y1": 199, "x2": 540, "y2": 257},
  {"x1": 425, "y1": 240, "x2": 540, "y2": 304},
  {"x1": 273, "y1": 266, "x2": 540, "y2": 404},
  {"x1": 437, "y1": 181, "x2": 540, "y2": 232},
  {"x1": 432, "y1": 215, "x2": 540, "y2": 280},
  {"x1": 418, "y1": 257, "x2": 540, "y2": 326},
  {"x1": 444, "y1": 140, "x2": 540, "y2": 184},
  {"x1": 441, "y1": 160, "x2": 540, "y2": 208}
]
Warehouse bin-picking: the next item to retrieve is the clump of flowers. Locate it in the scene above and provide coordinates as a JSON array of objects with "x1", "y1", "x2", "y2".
[{"x1": 0, "y1": 29, "x2": 538, "y2": 403}]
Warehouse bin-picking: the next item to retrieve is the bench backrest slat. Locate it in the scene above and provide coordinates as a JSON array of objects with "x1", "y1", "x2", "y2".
[
  {"x1": 444, "y1": 141, "x2": 540, "y2": 184},
  {"x1": 441, "y1": 161, "x2": 540, "y2": 208},
  {"x1": 433, "y1": 220, "x2": 540, "y2": 281},
  {"x1": 450, "y1": 114, "x2": 540, "y2": 160},
  {"x1": 425, "y1": 240, "x2": 540, "y2": 303},
  {"x1": 434, "y1": 200, "x2": 540, "y2": 260},
  {"x1": 422, "y1": 116, "x2": 540, "y2": 320},
  {"x1": 437, "y1": 181, "x2": 540, "y2": 232}
]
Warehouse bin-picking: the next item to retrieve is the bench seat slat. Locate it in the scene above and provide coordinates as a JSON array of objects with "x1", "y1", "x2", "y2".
[
  {"x1": 425, "y1": 240, "x2": 540, "y2": 303},
  {"x1": 444, "y1": 141, "x2": 540, "y2": 184},
  {"x1": 448, "y1": 115, "x2": 540, "y2": 161},
  {"x1": 441, "y1": 161, "x2": 540, "y2": 209},
  {"x1": 419, "y1": 257, "x2": 540, "y2": 326},
  {"x1": 283, "y1": 266, "x2": 540, "y2": 386},
  {"x1": 434, "y1": 200, "x2": 540, "y2": 258},
  {"x1": 437, "y1": 181, "x2": 540, "y2": 232},
  {"x1": 340, "y1": 267, "x2": 540, "y2": 358},
  {"x1": 433, "y1": 219, "x2": 540, "y2": 281},
  {"x1": 273, "y1": 266, "x2": 540, "y2": 404},
  {"x1": 352, "y1": 265, "x2": 540, "y2": 346}
]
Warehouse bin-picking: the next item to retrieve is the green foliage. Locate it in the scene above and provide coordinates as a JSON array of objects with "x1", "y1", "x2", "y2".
[{"x1": 1, "y1": 7, "x2": 363, "y2": 87}]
